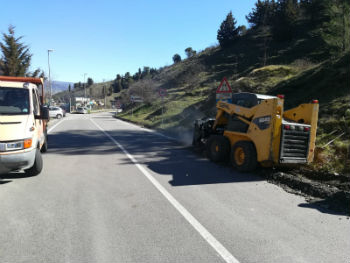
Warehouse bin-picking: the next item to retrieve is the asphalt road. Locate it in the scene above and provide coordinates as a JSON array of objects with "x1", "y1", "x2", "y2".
[{"x1": 0, "y1": 112, "x2": 349, "y2": 263}]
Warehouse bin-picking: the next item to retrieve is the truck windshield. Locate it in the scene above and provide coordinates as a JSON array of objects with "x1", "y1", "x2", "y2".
[{"x1": 0, "y1": 87, "x2": 30, "y2": 115}]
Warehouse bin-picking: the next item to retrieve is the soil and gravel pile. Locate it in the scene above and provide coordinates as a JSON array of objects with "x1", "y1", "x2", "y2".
[{"x1": 260, "y1": 168, "x2": 350, "y2": 215}]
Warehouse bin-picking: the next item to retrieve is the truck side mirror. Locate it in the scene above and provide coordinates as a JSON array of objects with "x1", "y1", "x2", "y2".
[{"x1": 35, "y1": 106, "x2": 50, "y2": 120}]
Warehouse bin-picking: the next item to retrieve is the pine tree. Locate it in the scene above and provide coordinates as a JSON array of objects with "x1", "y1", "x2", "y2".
[
  {"x1": 172, "y1": 54, "x2": 181, "y2": 63},
  {"x1": 185, "y1": 47, "x2": 196, "y2": 58},
  {"x1": 217, "y1": 11, "x2": 239, "y2": 47},
  {"x1": 321, "y1": 0, "x2": 350, "y2": 54},
  {"x1": 87, "y1": 77, "x2": 94, "y2": 87},
  {"x1": 272, "y1": 0, "x2": 299, "y2": 41},
  {"x1": 113, "y1": 74, "x2": 122, "y2": 92},
  {"x1": 0, "y1": 25, "x2": 32, "y2": 76},
  {"x1": 246, "y1": 0, "x2": 276, "y2": 28}
]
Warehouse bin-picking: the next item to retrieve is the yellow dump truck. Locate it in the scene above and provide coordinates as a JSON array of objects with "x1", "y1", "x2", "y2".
[
  {"x1": 0, "y1": 76, "x2": 49, "y2": 176},
  {"x1": 193, "y1": 93, "x2": 319, "y2": 171}
]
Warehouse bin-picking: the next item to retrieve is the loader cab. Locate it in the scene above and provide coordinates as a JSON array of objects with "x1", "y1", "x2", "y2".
[{"x1": 231, "y1": 93, "x2": 276, "y2": 108}]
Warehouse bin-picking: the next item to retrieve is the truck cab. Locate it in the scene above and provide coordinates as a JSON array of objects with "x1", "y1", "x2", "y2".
[{"x1": 0, "y1": 77, "x2": 49, "y2": 176}]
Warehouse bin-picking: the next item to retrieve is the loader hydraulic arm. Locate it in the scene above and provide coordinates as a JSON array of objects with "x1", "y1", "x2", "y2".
[{"x1": 213, "y1": 101, "x2": 258, "y2": 130}]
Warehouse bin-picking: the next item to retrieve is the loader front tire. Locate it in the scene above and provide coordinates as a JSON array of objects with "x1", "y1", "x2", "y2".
[
  {"x1": 231, "y1": 141, "x2": 257, "y2": 172},
  {"x1": 207, "y1": 135, "x2": 230, "y2": 162}
]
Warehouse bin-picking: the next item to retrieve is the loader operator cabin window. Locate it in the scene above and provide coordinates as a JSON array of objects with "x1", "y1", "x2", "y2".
[{"x1": 0, "y1": 87, "x2": 29, "y2": 115}]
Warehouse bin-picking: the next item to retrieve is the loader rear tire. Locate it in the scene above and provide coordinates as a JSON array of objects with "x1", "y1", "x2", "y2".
[
  {"x1": 207, "y1": 135, "x2": 230, "y2": 162},
  {"x1": 231, "y1": 141, "x2": 257, "y2": 172}
]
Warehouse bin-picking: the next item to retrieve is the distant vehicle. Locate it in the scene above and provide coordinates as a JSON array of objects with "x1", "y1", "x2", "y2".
[
  {"x1": 49, "y1": 106, "x2": 64, "y2": 119},
  {"x1": 0, "y1": 76, "x2": 49, "y2": 176},
  {"x1": 59, "y1": 106, "x2": 67, "y2": 117},
  {"x1": 76, "y1": 107, "x2": 88, "y2": 114}
]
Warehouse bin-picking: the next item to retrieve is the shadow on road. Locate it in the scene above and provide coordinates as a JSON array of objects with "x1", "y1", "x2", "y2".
[
  {"x1": 0, "y1": 180, "x2": 12, "y2": 185},
  {"x1": 48, "y1": 128, "x2": 262, "y2": 186},
  {"x1": 48, "y1": 130, "x2": 119, "y2": 156},
  {"x1": 35, "y1": 116, "x2": 348, "y2": 215},
  {"x1": 298, "y1": 195, "x2": 350, "y2": 216},
  {"x1": 0, "y1": 171, "x2": 35, "y2": 180},
  {"x1": 0, "y1": 171, "x2": 38, "y2": 184}
]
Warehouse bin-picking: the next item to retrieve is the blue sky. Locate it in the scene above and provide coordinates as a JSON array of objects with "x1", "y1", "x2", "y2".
[{"x1": 1, "y1": 0, "x2": 256, "y2": 83}]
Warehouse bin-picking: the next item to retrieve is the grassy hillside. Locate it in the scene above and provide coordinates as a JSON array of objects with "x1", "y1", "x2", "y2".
[
  {"x1": 54, "y1": 28, "x2": 349, "y2": 174},
  {"x1": 115, "y1": 35, "x2": 349, "y2": 174}
]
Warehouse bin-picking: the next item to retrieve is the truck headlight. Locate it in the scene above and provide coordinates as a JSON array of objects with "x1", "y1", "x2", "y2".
[{"x1": 0, "y1": 138, "x2": 32, "y2": 152}]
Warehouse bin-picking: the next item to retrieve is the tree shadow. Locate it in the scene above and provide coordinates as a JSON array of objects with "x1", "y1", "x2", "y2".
[
  {"x1": 47, "y1": 130, "x2": 120, "y2": 156},
  {"x1": 103, "y1": 129, "x2": 263, "y2": 186},
  {"x1": 47, "y1": 123, "x2": 262, "y2": 186},
  {"x1": 298, "y1": 193, "x2": 350, "y2": 216}
]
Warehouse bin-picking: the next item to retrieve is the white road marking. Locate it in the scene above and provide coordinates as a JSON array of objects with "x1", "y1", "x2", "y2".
[
  {"x1": 90, "y1": 117, "x2": 240, "y2": 263},
  {"x1": 47, "y1": 119, "x2": 65, "y2": 134}
]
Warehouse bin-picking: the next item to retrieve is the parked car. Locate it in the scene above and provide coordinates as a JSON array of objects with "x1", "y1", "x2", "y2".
[
  {"x1": 76, "y1": 107, "x2": 88, "y2": 114},
  {"x1": 49, "y1": 106, "x2": 65, "y2": 119},
  {"x1": 59, "y1": 106, "x2": 67, "y2": 116}
]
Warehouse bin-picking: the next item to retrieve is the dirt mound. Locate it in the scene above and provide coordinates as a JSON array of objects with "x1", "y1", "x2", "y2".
[{"x1": 260, "y1": 169, "x2": 350, "y2": 215}]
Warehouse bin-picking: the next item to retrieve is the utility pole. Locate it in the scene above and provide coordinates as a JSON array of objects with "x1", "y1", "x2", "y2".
[
  {"x1": 83, "y1": 73, "x2": 87, "y2": 105},
  {"x1": 103, "y1": 85, "x2": 106, "y2": 109},
  {"x1": 102, "y1": 79, "x2": 106, "y2": 109},
  {"x1": 47, "y1": 49, "x2": 54, "y2": 105}
]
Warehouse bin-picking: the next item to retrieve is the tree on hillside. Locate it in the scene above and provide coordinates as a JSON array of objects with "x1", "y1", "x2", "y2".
[
  {"x1": 217, "y1": 11, "x2": 240, "y2": 47},
  {"x1": 31, "y1": 68, "x2": 45, "y2": 78},
  {"x1": 125, "y1": 72, "x2": 134, "y2": 87},
  {"x1": 320, "y1": 0, "x2": 350, "y2": 54},
  {"x1": 272, "y1": 0, "x2": 299, "y2": 41},
  {"x1": 0, "y1": 25, "x2": 32, "y2": 76},
  {"x1": 87, "y1": 77, "x2": 94, "y2": 87},
  {"x1": 185, "y1": 47, "x2": 196, "y2": 58},
  {"x1": 237, "y1": 25, "x2": 247, "y2": 36},
  {"x1": 138, "y1": 68, "x2": 142, "y2": 80},
  {"x1": 172, "y1": 54, "x2": 181, "y2": 63},
  {"x1": 246, "y1": 0, "x2": 276, "y2": 28},
  {"x1": 74, "y1": 82, "x2": 82, "y2": 89},
  {"x1": 150, "y1": 68, "x2": 158, "y2": 76},
  {"x1": 113, "y1": 74, "x2": 122, "y2": 92},
  {"x1": 141, "y1": 67, "x2": 150, "y2": 78}
]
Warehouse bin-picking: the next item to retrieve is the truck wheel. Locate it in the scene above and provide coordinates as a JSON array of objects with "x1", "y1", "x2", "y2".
[
  {"x1": 207, "y1": 135, "x2": 230, "y2": 162},
  {"x1": 41, "y1": 135, "x2": 48, "y2": 153},
  {"x1": 25, "y1": 149, "x2": 43, "y2": 176},
  {"x1": 231, "y1": 141, "x2": 257, "y2": 172}
]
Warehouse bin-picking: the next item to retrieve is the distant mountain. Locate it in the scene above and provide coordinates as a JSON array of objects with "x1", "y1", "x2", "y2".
[{"x1": 44, "y1": 80, "x2": 73, "y2": 94}]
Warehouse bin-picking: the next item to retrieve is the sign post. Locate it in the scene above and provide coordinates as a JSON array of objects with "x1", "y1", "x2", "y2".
[{"x1": 216, "y1": 77, "x2": 232, "y2": 103}]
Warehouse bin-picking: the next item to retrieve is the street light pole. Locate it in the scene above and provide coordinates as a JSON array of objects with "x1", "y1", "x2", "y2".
[
  {"x1": 47, "y1": 49, "x2": 54, "y2": 105},
  {"x1": 83, "y1": 73, "x2": 87, "y2": 105},
  {"x1": 102, "y1": 78, "x2": 106, "y2": 110}
]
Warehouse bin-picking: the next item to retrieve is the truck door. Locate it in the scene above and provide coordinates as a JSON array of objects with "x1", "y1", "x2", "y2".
[{"x1": 32, "y1": 88, "x2": 43, "y2": 146}]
